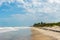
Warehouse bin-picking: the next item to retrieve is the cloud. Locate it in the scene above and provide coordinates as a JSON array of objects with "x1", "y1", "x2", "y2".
[
  {"x1": 48, "y1": 0, "x2": 60, "y2": 3},
  {"x1": 0, "y1": 0, "x2": 60, "y2": 26}
]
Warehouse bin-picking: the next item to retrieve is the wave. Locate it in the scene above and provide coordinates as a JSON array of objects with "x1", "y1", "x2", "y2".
[{"x1": 0, "y1": 27, "x2": 31, "y2": 33}]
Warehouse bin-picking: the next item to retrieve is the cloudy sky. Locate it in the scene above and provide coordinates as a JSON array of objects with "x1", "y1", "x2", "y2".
[{"x1": 0, "y1": 0, "x2": 60, "y2": 27}]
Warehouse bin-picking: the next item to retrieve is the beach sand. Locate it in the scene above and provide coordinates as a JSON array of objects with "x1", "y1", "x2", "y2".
[{"x1": 31, "y1": 28, "x2": 57, "y2": 40}]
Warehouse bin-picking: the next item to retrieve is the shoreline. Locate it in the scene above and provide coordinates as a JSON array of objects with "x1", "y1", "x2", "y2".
[
  {"x1": 0, "y1": 27, "x2": 58, "y2": 40},
  {"x1": 0, "y1": 27, "x2": 31, "y2": 33}
]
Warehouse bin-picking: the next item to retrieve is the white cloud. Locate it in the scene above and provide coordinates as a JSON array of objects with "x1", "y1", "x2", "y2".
[
  {"x1": 48, "y1": 0, "x2": 60, "y2": 3},
  {"x1": 0, "y1": 0, "x2": 59, "y2": 17},
  {"x1": 0, "y1": 0, "x2": 60, "y2": 26}
]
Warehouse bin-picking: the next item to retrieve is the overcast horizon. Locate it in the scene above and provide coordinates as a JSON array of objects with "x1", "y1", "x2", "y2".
[{"x1": 0, "y1": 0, "x2": 60, "y2": 27}]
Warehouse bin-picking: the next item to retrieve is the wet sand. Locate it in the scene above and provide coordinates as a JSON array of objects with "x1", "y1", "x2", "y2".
[
  {"x1": 0, "y1": 27, "x2": 57, "y2": 40},
  {"x1": 0, "y1": 27, "x2": 31, "y2": 40},
  {"x1": 31, "y1": 28, "x2": 57, "y2": 40}
]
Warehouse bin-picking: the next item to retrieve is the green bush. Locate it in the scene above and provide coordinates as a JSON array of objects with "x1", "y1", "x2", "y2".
[{"x1": 33, "y1": 22, "x2": 60, "y2": 27}]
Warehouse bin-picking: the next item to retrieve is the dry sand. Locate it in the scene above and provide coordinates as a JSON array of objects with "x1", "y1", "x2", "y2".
[{"x1": 31, "y1": 28, "x2": 57, "y2": 40}]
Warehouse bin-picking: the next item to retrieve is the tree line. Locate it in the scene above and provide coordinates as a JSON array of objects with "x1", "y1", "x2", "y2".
[{"x1": 33, "y1": 22, "x2": 60, "y2": 27}]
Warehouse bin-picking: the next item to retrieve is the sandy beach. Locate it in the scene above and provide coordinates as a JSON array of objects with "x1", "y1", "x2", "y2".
[
  {"x1": 31, "y1": 28, "x2": 57, "y2": 40},
  {"x1": 0, "y1": 27, "x2": 58, "y2": 40}
]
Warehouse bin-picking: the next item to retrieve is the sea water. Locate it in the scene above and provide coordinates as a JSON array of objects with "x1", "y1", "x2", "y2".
[{"x1": 0, "y1": 27, "x2": 31, "y2": 40}]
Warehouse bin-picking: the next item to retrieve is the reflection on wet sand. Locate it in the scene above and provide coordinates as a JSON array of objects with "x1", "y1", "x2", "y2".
[
  {"x1": 0, "y1": 27, "x2": 57, "y2": 40},
  {"x1": 0, "y1": 28, "x2": 31, "y2": 40}
]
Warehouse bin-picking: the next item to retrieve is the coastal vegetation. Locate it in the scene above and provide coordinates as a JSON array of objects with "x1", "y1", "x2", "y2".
[{"x1": 33, "y1": 22, "x2": 60, "y2": 27}]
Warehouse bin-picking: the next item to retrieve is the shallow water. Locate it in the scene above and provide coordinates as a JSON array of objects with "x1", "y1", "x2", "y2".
[{"x1": 0, "y1": 28, "x2": 31, "y2": 40}]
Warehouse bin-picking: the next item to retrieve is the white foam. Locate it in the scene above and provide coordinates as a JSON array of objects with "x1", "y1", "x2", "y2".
[{"x1": 0, "y1": 27, "x2": 31, "y2": 33}]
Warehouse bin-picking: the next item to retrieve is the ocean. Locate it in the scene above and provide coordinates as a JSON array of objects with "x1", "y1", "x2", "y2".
[{"x1": 0, "y1": 27, "x2": 31, "y2": 40}]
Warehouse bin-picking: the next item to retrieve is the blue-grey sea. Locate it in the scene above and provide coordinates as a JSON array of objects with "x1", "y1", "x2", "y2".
[{"x1": 0, "y1": 27, "x2": 31, "y2": 40}]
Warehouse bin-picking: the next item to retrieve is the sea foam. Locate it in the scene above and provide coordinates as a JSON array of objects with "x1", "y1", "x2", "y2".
[{"x1": 0, "y1": 27, "x2": 31, "y2": 33}]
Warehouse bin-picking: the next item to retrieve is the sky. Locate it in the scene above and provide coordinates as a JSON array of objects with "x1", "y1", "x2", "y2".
[{"x1": 0, "y1": 0, "x2": 60, "y2": 27}]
